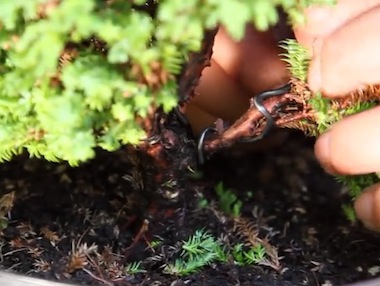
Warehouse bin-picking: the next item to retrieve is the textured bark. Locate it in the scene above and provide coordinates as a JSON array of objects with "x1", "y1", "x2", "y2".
[
  {"x1": 177, "y1": 29, "x2": 218, "y2": 106},
  {"x1": 139, "y1": 30, "x2": 218, "y2": 202},
  {"x1": 202, "y1": 78, "x2": 380, "y2": 156},
  {"x1": 202, "y1": 94, "x2": 295, "y2": 153}
]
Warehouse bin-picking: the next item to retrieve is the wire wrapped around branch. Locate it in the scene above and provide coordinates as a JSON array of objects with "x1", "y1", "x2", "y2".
[
  {"x1": 201, "y1": 94, "x2": 295, "y2": 153},
  {"x1": 201, "y1": 79, "x2": 380, "y2": 159}
]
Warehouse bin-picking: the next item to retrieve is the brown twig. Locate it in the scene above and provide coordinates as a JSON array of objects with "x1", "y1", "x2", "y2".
[
  {"x1": 202, "y1": 78, "x2": 380, "y2": 158},
  {"x1": 138, "y1": 30, "x2": 218, "y2": 209},
  {"x1": 177, "y1": 29, "x2": 217, "y2": 106},
  {"x1": 82, "y1": 268, "x2": 113, "y2": 286},
  {"x1": 203, "y1": 94, "x2": 293, "y2": 153},
  {"x1": 126, "y1": 219, "x2": 149, "y2": 253}
]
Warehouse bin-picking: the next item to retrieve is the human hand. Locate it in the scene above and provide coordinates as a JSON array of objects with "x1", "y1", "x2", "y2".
[
  {"x1": 184, "y1": 24, "x2": 290, "y2": 135},
  {"x1": 294, "y1": 0, "x2": 380, "y2": 230},
  {"x1": 185, "y1": 0, "x2": 380, "y2": 231}
]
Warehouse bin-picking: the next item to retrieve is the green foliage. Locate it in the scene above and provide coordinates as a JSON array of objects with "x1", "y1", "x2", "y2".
[
  {"x1": 342, "y1": 204, "x2": 356, "y2": 223},
  {"x1": 280, "y1": 39, "x2": 310, "y2": 82},
  {"x1": 337, "y1": 174, "x2": 379, "y2": 199},
  {"x1": 149, "y1": 238, "x2": 163, "y2": 249},
  {"x1": 232, "y1": 243, "x2": 266, "y2": 266},
  {"x1": 124, "y1": 261, "x2": 146, "y2": 275},
  {"x1": 282, "y1": 39, "x2": 378, "y2": 132},
  {"x1": 163, "y1": 229, "x2": 226, "y2": 275},
  {"x1": 215, "y1": 181, "x2": 242, "y2": 217},
  {"x1": 281, "y1": 38, "x2": 380, "y2": 204},
  {"x1": 0, "y1": 217, "x2": 9, "y2": 232},
  {"x1": 0, "y1": 0, "x2": 335, "y2": 165},
  {"x1": 163, "y1": 229, "x2": 268, "y2": 276},
  {"x1": 308, "y1": 92, "x2": 335, "y2": 133},
  {"x1": 181, "y1": 229, "x2": 221, "y2": 260},
  {"x1": 198, "y1": 196, "x2": 209, "y2": 208}
]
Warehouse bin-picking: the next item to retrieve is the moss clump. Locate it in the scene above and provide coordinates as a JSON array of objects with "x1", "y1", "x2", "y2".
[{"x1": 281, "y1": 39, "x2": 380, "y2": 200}]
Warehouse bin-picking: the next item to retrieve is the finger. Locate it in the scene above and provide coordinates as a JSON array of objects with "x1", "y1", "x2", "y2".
[
  {"x1": 183, "y1": 103, "x2": 217, "y2": 135},
  {"x1": 355, "y1": 183, "x2": 380, "y2": 231},
  {"x1": 213, "y1": 25, "x2": 290, "y2": 95},
  {"x1": 190, "y1": 59, "x2": 250, "y2": 121},
  {"x1": 308, "y1": 5, "x2": 380, "y2": 96},
  {"x1": 211, "y1": 26, "x2": 242, "y2": 85},
  {"x1": 314, "y1": 106, "x2": 380, "y2": 175},
  {"x1": 294, "y1": 0, "x2": 380, "y2": 49},
  {"x1": 186, "y1": 25, "x2": 289, "y2": 136},
  {"x1": 237, "y1": 25, "x2": 290, "y2": 93},
  {"x1": 184, "y1": 58, "x2": 251, "y2": 135}
]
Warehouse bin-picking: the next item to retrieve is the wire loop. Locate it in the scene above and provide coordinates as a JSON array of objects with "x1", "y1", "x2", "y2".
[
  {"x1": 195, "y1": 83, "x2": 291, "y2": 164},
  {"x1": 239, "y1": 83, "x2": 291, "y2": 143},
  {"x1": 196, "y1": 127, "x2": 217, "y2": 165}
]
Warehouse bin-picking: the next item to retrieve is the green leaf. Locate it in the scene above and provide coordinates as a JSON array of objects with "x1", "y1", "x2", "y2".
[{"x1": 217, "y1": 1, "x2": 250, "y2": 40}]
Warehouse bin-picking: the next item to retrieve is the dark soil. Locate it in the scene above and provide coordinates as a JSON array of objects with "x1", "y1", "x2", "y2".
[{"x1": 1, "y1": 131, "x2": 380, "y2": 286}]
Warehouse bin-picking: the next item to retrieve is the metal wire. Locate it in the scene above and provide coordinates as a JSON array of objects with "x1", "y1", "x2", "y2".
[
  {"x1": 239, "y1": 83, "x2": 291, "y2": 143},
  {"x1": 197, "y1": 127, "x2": 217, "y2": 165},
  {"x1": 195, "y1": 83, "x2": 291, "y2": 164}
]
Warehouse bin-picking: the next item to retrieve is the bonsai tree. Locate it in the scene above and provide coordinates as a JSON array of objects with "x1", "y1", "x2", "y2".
[
  {"x1": 1, "y1": 0, "x2": 378, "y2": 202},
  {"x1": 0, "y1": 0, "x2": 333, "y2": 164}
]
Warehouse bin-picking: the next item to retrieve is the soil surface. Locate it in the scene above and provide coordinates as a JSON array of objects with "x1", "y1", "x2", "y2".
[{"x1": 1, "y1": 131, "x2": 380, "y2": 286}]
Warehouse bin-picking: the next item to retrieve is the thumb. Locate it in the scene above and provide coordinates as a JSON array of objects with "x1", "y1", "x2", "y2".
[{"x1": 308, "y1": 5, "x2": 380, "y2": 96}]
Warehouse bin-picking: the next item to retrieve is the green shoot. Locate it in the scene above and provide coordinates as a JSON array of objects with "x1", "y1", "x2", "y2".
[
  {"x1": 342, "y1": 204, "x2": 356, "y2": 223},
  {"x1": 125, "y1": 261, "x2": 146, "y2": 275},
  {"x1": 198, "y1": 197, "x2": 209, "y2": 208},
  {"x1": 150, "y1": 238, "x2": 163, "y2": 249},
  {"x1": 244, "y1": 244, "x2": 266, "y2": 265},
  {"x1": 280, "y1": 39, "x2": 310, "y2": 82},
  {"x1": 281, "y1": 37, "x2": 380, "y2": 203},
  {"x1": 232, "y1": 243, "x2": 267, "y2": 266},
  {"x1": 163, "y1": 229, "x2": 270, "y2": 276},
  {"x1": 163, "y1": 230, "x2": 222, "y2": 276},
  {"x1": 215, "y1": 181, "x2": 242, "y2": 217}
]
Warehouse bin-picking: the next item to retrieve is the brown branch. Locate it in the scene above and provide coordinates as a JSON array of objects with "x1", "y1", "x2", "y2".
[
  {"x1": 202, "y1": 80, "x2": 380, "y2": 157},
  {"x1": 203, "y1": 94, "x2": 292, "y2": 153},
  {"x1": 177, "y1": 29, "x2": 217, "y2": 106},
  {"x1": 137, "y1": 30, "x2": 218, "y2": 207}
]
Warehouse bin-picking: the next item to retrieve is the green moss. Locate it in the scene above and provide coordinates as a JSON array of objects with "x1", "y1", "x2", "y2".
[{"x1": 281, "y1": 38, "x2": 380, "y2": 203}]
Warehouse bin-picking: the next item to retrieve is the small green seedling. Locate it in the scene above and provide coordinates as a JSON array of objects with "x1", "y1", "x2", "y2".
[
  {"x1": 232, "y1": 243, "x2": 246, "y2": 265},
  {"x1": 232, "y1": 243, "x2": 267, "y2": 266},
  {"x1": 125, "y1": 261, "x2": 146, "y2": 275},
  {"x1": 244, "y1": 244, "x2": 266, "y2": 265},
  {"x1": 342, "y1": 204, "x2": 356, "y2": 223},
  {"x1": 150, "y1": 238, "x2": 163, "y2": 249},
  {"x1": 197, "y1": 191, "x2": 209, "y2": 208},
  {"x1": 215, "y1": 181, "x2": 242, "y2": 217},
  {"x1": 198, "y1": 197, "x2": 209, "y2": 208},
  {"x1": 163, "y1": 230, "x2": 225, "y2": 276},
  {"x1": 0, "y1": 217, "x2": 8, "y2": 232},
  {"x1": 162, "y1": 229, "x2": 270, "y2": 276}
]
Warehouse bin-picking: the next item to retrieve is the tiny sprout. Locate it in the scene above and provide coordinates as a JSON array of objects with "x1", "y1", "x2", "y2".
[
  {"x1": 125, "y1": 261, "x2": 146, "y2": 275},
  {"x1": 342, "y1": 204, "x2": 356, "y2": 223},
  {"x1": 215, "y1": 181, "x2": 242, "y2": 217}
]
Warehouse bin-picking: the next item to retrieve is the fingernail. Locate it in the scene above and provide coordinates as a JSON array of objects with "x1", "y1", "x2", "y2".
[
  {"x1": 355, "y1": 189, "x2": 376, "y2": 230},
  {"x1": 314, "y1": 131, "x2": 336, "y2": 174}
]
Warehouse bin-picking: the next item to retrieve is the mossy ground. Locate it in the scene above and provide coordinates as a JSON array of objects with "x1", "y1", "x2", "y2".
[{"x1": 0, "y1": 131, "x2": 380, "y2": 286}]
